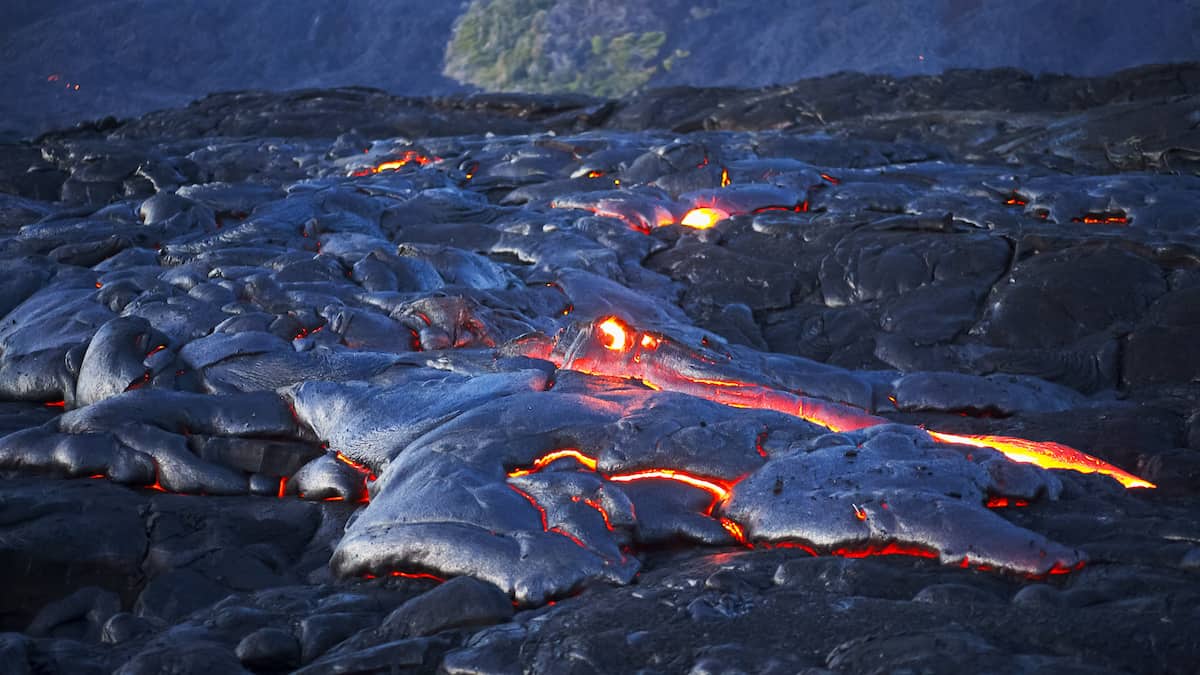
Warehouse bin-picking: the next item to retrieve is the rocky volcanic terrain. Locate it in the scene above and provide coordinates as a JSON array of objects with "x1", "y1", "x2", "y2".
[{"x1": 1, "y1": 64, "x2": 1199, "y2": 673}]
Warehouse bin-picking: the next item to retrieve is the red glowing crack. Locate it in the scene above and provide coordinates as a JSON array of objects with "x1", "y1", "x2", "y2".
[
  {"x1": 351, "y1": 150, "x2": 439, "y2": 177},
  {"x1": 551, "y1": 317, "x2": 1155, "y2": 490}
]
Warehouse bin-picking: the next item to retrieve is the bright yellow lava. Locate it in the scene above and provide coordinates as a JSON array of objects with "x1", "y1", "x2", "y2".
[
  {"x1": 598, "y1": 318, "x2": 629, "y2": 351},
  {"x1": 680, "y1": 207, "x2": 730, "y2": 229},
  {"x1": 927, "y1": 431, "x2": 1156, "y2": 489}
]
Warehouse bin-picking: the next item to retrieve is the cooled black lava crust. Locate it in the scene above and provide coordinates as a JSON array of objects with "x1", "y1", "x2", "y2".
[{"x1": 1, "y1": 65, "x2": 1199, "y2": 674}]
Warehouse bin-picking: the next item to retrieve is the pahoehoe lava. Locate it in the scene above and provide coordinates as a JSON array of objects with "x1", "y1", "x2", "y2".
[{"x1": 1, "y1": 65, "x2": 1199, "y2": 673}]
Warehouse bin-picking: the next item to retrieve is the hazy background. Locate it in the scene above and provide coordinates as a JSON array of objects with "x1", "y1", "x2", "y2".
[{"x1": 3, "y1": 0, "x2": 1197, "y2": 138}]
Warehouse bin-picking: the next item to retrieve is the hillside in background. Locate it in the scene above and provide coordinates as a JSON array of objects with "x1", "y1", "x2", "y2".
[
  {"x1": 446, "y1": 0, "x2": 1200, "y2": 95},
  {"x1": 3, "y1": 0, "x2": 1197, "y2": 137},
  {"x1": 0, "y1": 0, "x2": 468, "y2": 137}
]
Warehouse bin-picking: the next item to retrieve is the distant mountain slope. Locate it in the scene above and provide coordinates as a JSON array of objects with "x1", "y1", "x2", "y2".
[
  {"x1": 3, "y1": 0, "x2": 1196, "y2": 138},
  {"x1": 445, "y1": 0, "x2": 1200, "y2": 95},
  {"x1": 0, "y1": 1, "x2": 468, "y2": 137}
]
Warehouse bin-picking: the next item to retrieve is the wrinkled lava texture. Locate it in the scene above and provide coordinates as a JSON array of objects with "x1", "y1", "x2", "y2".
[{"x1": 2, "y1": 65, "x2": 1200, "y2": 674}]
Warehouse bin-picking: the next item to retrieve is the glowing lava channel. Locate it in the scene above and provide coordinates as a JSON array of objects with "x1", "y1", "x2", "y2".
[
  {"x1": 351, "y1": 150, "x2": 438, "y2": 177},
  {"x1": 564, "y1": 317, "x2": 1154, "y2": 490},
  {"x1": 927, "y1": 431, "x2": 1154, "y2": 489},
  {"x1": 507, "y1": 450, "x2": 735, "y2": 516},
  {"x1": 680, "y1": 207, "x2": 730, "y2": 229}
]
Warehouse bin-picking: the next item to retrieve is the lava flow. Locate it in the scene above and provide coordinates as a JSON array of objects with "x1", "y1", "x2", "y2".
[
  {"x1": 351, "y1": 150, "x2": 438, "y2": 176},
  {"x1": 549, "y1": 316, "x2": 1155, "y2": 490},
  {"x1": 680, "y1": 207, "x2": 730, "y2": 229},
  {"x1": 507, "y1": 449, "x2": 735, "y2": 516}
]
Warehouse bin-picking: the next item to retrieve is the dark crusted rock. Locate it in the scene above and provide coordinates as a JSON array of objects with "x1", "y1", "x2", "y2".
[
  {"x1": 298, "y1": 612, "x2": 378, "y2": 664},
  {"x1": 1, "y1": 65, "x2": 1199, "y2": 675},
  {"x1": 26, "y1": 586, "x2": 121, "y2": 642},
  {"x1": 115, "y1": 639, "x2": 249, "y2": 675},
  {"x1": 295, "y1": 636, "x2": 445, "y2": 675},
  {"x1": 380, "y1": 577, "x2": 513, "y2": 640},
  {"x1": 235, "y1": 627, "x2": 300, "y2": 670},
  {"x1": 912, "y1": 583, "x2": 1002, "y2": 605}
]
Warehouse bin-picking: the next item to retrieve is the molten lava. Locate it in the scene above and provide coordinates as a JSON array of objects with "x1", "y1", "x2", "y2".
[
  {"x1": 508, "y1": 449, "x2": 736, "y2": 516},
  {"x1": 597, "y1": 317, "x2": 629, "y2": 351},
  {"x1": 351, "y1": 150, "x2": 438, "y2": 177},
  {"x1": 556, "y1": 316, "x2": 1154, "y2": 491},
  {"x1": 507, "y1": 448, "x2": 598, "y2": 477},
  {"x1": 680, "y1": 207, "x2": 729, "y2": 229},
  {"x1": 1071, "y1": 212, "x2": 1130, "y2": 225},
  {"x1": 927, "y1": 431, "x2": 1154, "y2": 489},
  {"x1": 608, "y1": 469, "x2": 732, "y2": 503}
]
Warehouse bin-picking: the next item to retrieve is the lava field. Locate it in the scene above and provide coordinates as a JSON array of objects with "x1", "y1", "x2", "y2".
[{"x1": 1, "y1": 65, "x2": 1199, "y2": 674}]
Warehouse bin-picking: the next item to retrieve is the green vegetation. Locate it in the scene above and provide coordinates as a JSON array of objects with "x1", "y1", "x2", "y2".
[
  {"x1": 443, "y1": 0, "x2": 555, "y2": 92},
  {"x1": 444, "y1": 0, "x2": 678, "y2": 97}
]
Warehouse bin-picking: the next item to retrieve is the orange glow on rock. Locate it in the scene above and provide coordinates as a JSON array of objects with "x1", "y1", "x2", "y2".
[
  {"x1": 719, "y1": 517, "x2": 746, "y2": 544},
  {"x1": 927, "y1": 431, "x2": 1155, "y2": 489},
  {"x1": 1072, "y1": 212, "x2": 1129, "y2": 225},
  {"x1": 335, "y1": 452, "x2": 378, "y2": 482},
  {"x1": 831, "y1": 541, "x2": 938, "y2": 559},
  {"x1": 608, "y1": 469, "x2": 732, "y2": 504},
  {"x1": 44, "y1": 400, "x2": 66, "y2": 408},
  {"x1": 510, "y1": 449, "x2": 736, "y2": 515},
  {"x1": 586, "y1": 170, "x2": 605, "y2": 178},
  {"x1": 389, "y1": 571, "x2": 446, "y2": 582},
  {"x1": 720, "y1": 168, "x2": 731, "y2": 187},
  {"x1": 551, "y1": 317, "x2": 1152, "y2": 491},
  {"x1": 598, "y1": 317, "x2": 629, "y2": 351},
  {"x1": 581, "y1": 497, "x2": 615, "y2": 531},
  {"x1": 985, "y1": 496, "x2": 1029, "y2": 508},
  {"x1": 507, "y1": 448, "x2": 598, "y2": 477},
  {"x1": 509, "y1": 484, "x2": 549, "y2": 530},
  {"x1": 351, "y1": 150, "x2": 438, "y2": 177},
  {"x1": 680, "y1": 207, "x2": 729, "y2": 229},
  {"x1": 550, "y1": 526, "x2": 589, "y2": 549}
]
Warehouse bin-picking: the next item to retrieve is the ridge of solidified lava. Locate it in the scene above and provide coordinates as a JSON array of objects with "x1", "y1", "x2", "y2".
[{"x1": 1, "y1": 71, "x2": 1194, "y2": 613}]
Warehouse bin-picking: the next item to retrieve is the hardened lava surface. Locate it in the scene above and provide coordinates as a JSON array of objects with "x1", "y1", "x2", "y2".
[{"x1": 1, "y1": 65, "x2": 1200, "y2": 673}]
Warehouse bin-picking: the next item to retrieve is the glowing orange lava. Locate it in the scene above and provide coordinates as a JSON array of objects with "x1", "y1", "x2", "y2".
[
  {"x1": 831, "y1": 541, "x2": 938, "y2": 559},
  {"x1": 390, "y1": 571, "x2": 446, "y2": 582},
  {"x1": 335, "y1": 452, "x2": 378, "y2": 482},
  {"x1": 608, "y1": 469, "x2": 732, "y2": 503},
  {"x1": 720, "y1": 168, "x2": 731, "y2": 187},
  {"x1": 985, "y1": 496, "x2": 1029, "y2": 508},
  {"x1": 507, "y1": 448, "x2": 598, "y2": 477},
  {"x1": 351, "y1": 150, "x2": 438, "y2": 177},
  {"x1": 562, "y1": 317, "x2": 1153, "y2": 491},
  {"x1": 680, "y1": 207, "x2": 730, "y2": 229},
  {"x1": 1072, "y1": 213, "x2": 1129, "y2": 225},
  {"x1": 927, "y1": 431, "x2": 1155, "y2": 489},
  {"x1": 508, "y1": 449, "x2": 736, "y2": 516},
  {"x1": 598, "y1": 318, "x2": 629, "y2": 351},
  {"x1": 719, "y1": 517, "x2": 746, "y2": 543},
  {"x1": 580, "y1": 497, "x2": 615, "y2": 531}
]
